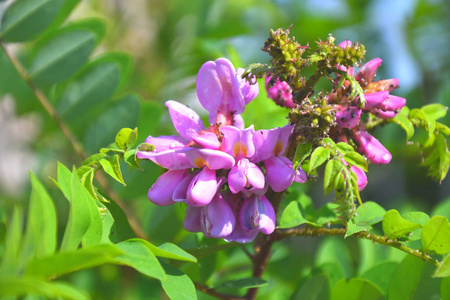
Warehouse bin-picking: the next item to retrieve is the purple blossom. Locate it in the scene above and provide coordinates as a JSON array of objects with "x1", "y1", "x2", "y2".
[
  {"x1": 353, "y1": 130, "x2": 392, "y2": 165},
  {"x1": 265, "y1": 76, "x2": 295, "y2": 108}
]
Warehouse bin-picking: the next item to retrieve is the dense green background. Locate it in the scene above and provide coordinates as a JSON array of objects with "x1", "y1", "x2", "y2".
[{"x1": 0, "y1": 0, "x2": 449, "y2": 299}]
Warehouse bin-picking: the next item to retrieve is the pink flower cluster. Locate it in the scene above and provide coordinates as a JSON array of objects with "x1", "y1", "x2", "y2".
[{"x1": 137, "y1": 58, "x2": 306, "y2": 243}]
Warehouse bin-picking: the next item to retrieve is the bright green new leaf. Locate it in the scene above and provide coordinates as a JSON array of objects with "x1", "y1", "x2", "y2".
[
  {"x1": 0, "y1": 206, "x2": 23, "y2": 275},
  {"x1": 215, "y1": 278, "x2": 268, "y2": 289},
  {"x1": 115, "y1": 127, "x2": 138, "y2": 150},
  {"x1": 346, "y1": 201, "x2": 386, "y2": 236},
  {"x1": 99, "y1": 154, "x2": 125, "y2": 185},
  {"x1": 421, "y1": 216, "x2": 450, "y2": 255},
  {"x1": 293, "y1": 142, "x2": 313, "y2": 169},
  {"x1": 402, "y1": 211, "x2": 430, "y2": 241},
  {"x1": 279, "y1": 201, "x2": 314, "y2": 228},
  {"x1": 336, "y1": 142, "x2": 354, "y2": 153},
  {"x1": 442, "y1": 278, "x2": 450, "y2": 299},
  {"x1": 331, "y1": 278, "x2": 383, "y2": 300},
  {"x1": 54, "y1": 162, "x2": 72, "y2": 201},
  {"x1": 324, "y1": 159, "x2": 342, "y2": 195},
  {"x1": 382, "y1": 209, "x2": 422, "y2": 239},
  {"x1": 79, "y1": 184, "x2": 103, "y2": 247},
  {"x1": 436, "y1": 122, "x2": 450, "y2": 136},
  {"x1": 409, "y1": 108, "x2": 435, "y2": 147},
  {"x1": 421, "y1": 103, "x2": 448, "y2": 121},
  {"x1": 115, "y1": 240, "x2": 166, "y2": 280},
  {"x1": 25, "y1": 244, "x2": 123, "y2": 279},
  {"x1": 160, "y1": 263, "x2": 196, "y2": 300},
  {"x1": 60, "y1": 168, "x2": 91, "y2": 251},
  {"x1": 343, "y1": 151, "x2": 368, "y2": 172},
  {"x1": 20, "y1": 173, "x2": 57, "y2": 263},
  {"x1": 0, "y1": 0, "x2": 64, "y2": 42},
  {"x1": 309, "y1": 146, "x2": 330, "y2": 173},
  {"x1": 81, "y1": 153, "x2": 107, "y2": 167},
  {"x1": 124, "y1": 149, "x2": 142, "y2": 170},
  {"x1": 433, "y1": 254, "x2": 450, "y2": 278},
  {"x1": 392, "y1": 113, "x2": 414, "y2": 141},
  {"x1": 387, "y1": 255, "x2": 426, "y2": 300},
  {"x1": 0, "y1": 277, "x2": 88, "y2": 300}
]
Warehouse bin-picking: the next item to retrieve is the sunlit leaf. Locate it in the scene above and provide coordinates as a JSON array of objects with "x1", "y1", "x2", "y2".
[
  {"x1": 433, "y1": 255, "x2": 450, "y2": 278},
  {"x1": 115, "y1": 127, "x2": 137, "y2": 150},
  {"x1": 343, "y1": 151, "x2": 368, "y2": 172},
  {"x1": 99, "y1": 154, "x2": 125, "y2": 186},
  {"x1": 279, "y1": 201, "x2": 312, "y2": 228},
  {"x1": 402, "y1": 211, "x2": 430, "y2": 242},
  {"x1": 309, "y1": 146, "x2": 330, "y2": 172},
  {"x1": 0, "y1": 206, "x2": 23, "y2": 275},
  {"x1": 160, "y1": 263, "x2": 196, "y2": 300},
  {"x1": 0, "y1": 0, "x2": 64, "y2": 42},
  {"x1": 382, "y1": 209, "x2": 422, "y2": 239},
  {"x1": 421, "y1": 216, "x2": 450, "y2": 255},
  {"x1": 421, "y1": 103, "x2": 448, "y2": 121},
  {"x1": 392, "y1": 109, "x2": 414, "y2": 141},
  {"x1": 293, "y1": 142, "x2": 313, "y2": 169},
  {"x1": 324, "y1": 159, "x2": 342, "y2": 195},
  {"x1": 346, "y1": 202, "x2": 386, "y2": 236}
]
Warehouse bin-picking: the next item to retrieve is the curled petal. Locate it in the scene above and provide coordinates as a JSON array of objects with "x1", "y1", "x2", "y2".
[
  {"x1": 201, "y1": 193, "x2": 236, "y2": 238},
  {"x1": 143, "y1": 135, "x2": 186, "y2": 152},
  {"x1": 295, "y1": 167, "x2": 307, "y2": 183},
  {"x1": 148, "y1": 170, "x2": 187, "y2": 206},
  {"x1": 236, "y1": 68, "x2": 259, "y2": 105},
  {"x1": 192, "y1": 132, "x2": 221, "y2": 150},
  {"x1": 228, "y1": 164, "x2": 247, "y2": 194},
  {"x1": 165, "y1": 100, "x2": 204, "y2": 141},
  {"x1": 353, "y1": 130, "x2": 392, "y2": 165},
  {"x1": 228, "y1": 158, "x2": 265, "y2": 194},
  {"x1": 350, "y1": 165, "x2": 367, "y2": 191},
  {"x1": 363, "y1": 91, "x2": 389, "y2": 109},
  {"x1": 137, "y1": 148, "x2": 195, "y2": 170},
  {"x1": 186, "y1": 168, "x2": 218, "y2": 206},
  {"x1": 246, "y1": 161, "x2": 265, "y2": 190},
  {"x1": 264, "y1": 156, "x2": 295, "y2": 192},
  {"x1": 220, "y1": 125, "x2": 256, "y2": 159},
  {"x1": 240, "y1": 195, "x2": 276, "y2": 235},
  {"x1": 371, "y1": 108, "x2": 398, "y2": 119},
  {"x1": 173, "y1": 172, "x2": 195, "y2": 202},
  {"x1": 253, "y1": 125, "x2": 293, "y2": 162},
  {"x1": 379, "y1": 95, "x2": 406, "y2": 112},
  {"x1": 336, "y1": 106, "x2": 362, "y2": 129},
  {"x1": 356, "y1": 58, "x2": 383, "y2": 84},
  {"x1": 186, "y1": 148, "x2": 235, "y2": 170},
  {"x1": 184, "y1": 206, "x2": 202, "y2": 232}
]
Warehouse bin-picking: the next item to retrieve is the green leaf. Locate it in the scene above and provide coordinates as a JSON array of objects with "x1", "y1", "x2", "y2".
[
  {"x1": 186, "y1": 243, "x2": 238, "y2": 259},
  {"x1": 83, "y1": 94, "x2": 140, "y2": 153},
  {"x1": 436, "y1": 122, "x2": 450, "y2": 136},
  {"x1": 324, "y1": 159, "x2": 343, "y2": 195},
  {"x1": 433, "y1": 254, "x2": 450, "y2": 277},
  {"x1": 293, "y1": 274, "x2": 329, "y2": 300},
  {"x1": 332, "y1": 278, "x2": 383, "y2": 300},
  {"x1": 124, "y1": 149, "x2": 142, "y2": 170},
  {"x1": 392, "y1": 112, "x2": 415, "y2": 141},
  {"x1": 99, "y1": 154, "x2": 125, "y2": 185},
  {"x1": 360, "y1": 261, "x2": 398, "y2": 295},
  {"x1": 343, "y1": 151, "x2": 368, "y2": 172},
  {"x1": 80, "y1": 187, "x2": 103, "y2": 248},
  {"x1": 115, "y1": 240, "x2": 165, "y2": 280},
  {"x1": 387, "y1": 255, "x2": 426, "y2": 300},
  {"x1": 402, "y1": 211, "x2": 430, "y2": 242},
  {"x1": 160, "y1": 263, "x2": 196, "y2": 300},
  {"x1": 382, "y1": 209, "x2": 422, "y2": 239},
  {"x1": 0, "y1": 0, "x2": 64, "y2": 42},
  {"x1": 309, "y1": 146, "x2": 330, "y2": 173},
  {"x1": 102, "y1": 199, "x2": 136, "y2": 242},
  {"x1": 421, "y1": 216, "x2": 450, "y2": 255},
  {"x1": 421, "y1": 103, "x2": 448, "y2": 121},
  {"x1": 25, "y1": 244, "x2": 123, "y2": 279},
  {"x1": 346, "y1": 202, "x2": 386, "y2": 236},
  {"x1": 115, "y1": 127, "x2": 138, "y2": 150},
  {"x1": 29, "y1": 19, "x2": 106, "y2": 85},
  {"x1": 293, "y1": 142, "x2": 313, "y2": 169},
  {"x1": 0, "y1": 277, "x2": 88, "y2": 300},
  {"x1": 53, "y1": 162, "x2": 72, "y2": 201},
  {"x1": 156, "y1": 243, "x2": 197, "y2": 263},
  {"x1": 279, "y1": 201, "x2": 315, "y2": 228},
  {"x1": 81, "y1": 153, "x2": 107, "y2": 166},
  {"x1": 60, "y1": 168, "x2": 91, "y2": 251},
  {"x1": 409, "y1": 108, "x2": 435, "y2": 147},
  {"x1": 336, "y1": 142, "x2": 354, "y2": 153},
  {"x1": 215, "y1": 278, "x2": 268, "y2": 289},
  {"x1": 442, "y1": 278, "x2": 450, "y2": 299},
  {"x1": 0, "y1": 206, "x2": 23, "y2": 275},
  {"x1": 20, "y1": 173, "x2": 57, "y2": 263}
]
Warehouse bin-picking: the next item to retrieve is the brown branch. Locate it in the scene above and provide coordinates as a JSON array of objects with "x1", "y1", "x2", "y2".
[
  {"x1": 0, "y1": 42, "x2": 148, "y2": 240},
  {"x1": 194, "y1": 282, "x2": 244, "y2": 300}
]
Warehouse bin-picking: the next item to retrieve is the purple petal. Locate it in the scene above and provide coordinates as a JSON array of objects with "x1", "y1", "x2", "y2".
[
  {"x1": 184, "y1": 206, "x2": 202, "y2": 232},
  {"x1": 236, "y1": 68, "x2": 259, "y2": 105},
  {"x1": 147, "y1": 170, "x2": 187, "y2": 206},
  {"x1": 220, "y1": 125, "x2": 256, "y2": 159},
  {"x1": 370, "y1": 108, "x2": 398, "y2": 119},
  {"x1": 192, "y1": 132, "x2": 221, "y2": 150},
  {"x1": 336, "y1": 106, "x2": 362, "y2": 129},
  {"x1": 185, "y1": 148, "x2": 235, "y2": 170},
  {"x1": 215, "y1": 58, "x2": 245, "y2": 114},
  {"x1": 233, "y1": 114, "x2": 245, "y2": 129},
  {"x1": 350, "y1": 165, "x2": 367, "y2": 191},
  {"x1": 379, "y1": 95, "x2": 406, "y2": 112},
  {"x1": 137, "y1": 148, "x2": 195, "y2": 170},
  {"x1": 143, "y1": 135, "x2": 186, "y2": 151},
  {"x1": 364, "y1": 91, "x2": 389, "y2": 109},
  {"x1": 356, "y1": 58, "x2": 383, "y2": 83},
  {"x1": 165, "y1": 100, "x2": 204, "y2": 141},
  {"x1": 224, "y1": 192, "x2": 259, "y2": 243},
  {"x1": 186, "y1": 168, "x2": 218, "y2": 206},
  {"x1": 338, "y1": 40, "x2": 352, "y2": 48},
  {"x1": 239, "y1": 195, "x2": 276, "y2": 235},
  {"x1": 294, "y1": 167, "x2": 307, "y2": 183},
  {"x1": 266, "y1": 77, "x2": 294, "y2": 108},
  {"x1": 196, "y1": 61, "x2": 224, "y2": 116},
  {"x1": 353, "y1": 130, "x2": 392, "y2": 165},
  {"x1": 228, "y1": 163, "x2": 247, "y2": 194},
  {"x1": 246, "y1": 161, "x2": 265, "y2": 189},
  {"x1": 173, "y1": 172, "x2": 195, "y2": 202},
  {"x1": 201, "y1": 193, "x2": 236, "y2": 238},
  {"x1": 253, "y1": 125, "x2": 293, "y2": 162},
  {"x1": 264, "y1": 156, "x2": 295, "y2": 192}
]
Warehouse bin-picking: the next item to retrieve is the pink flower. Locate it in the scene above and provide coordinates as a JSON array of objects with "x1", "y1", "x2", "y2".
[
  {"x1": 265, "y1": 76, "x2": 294, "y2": 108},
  {"x1": 353, "y1": 130, "x2": 392, "y2": 165}
]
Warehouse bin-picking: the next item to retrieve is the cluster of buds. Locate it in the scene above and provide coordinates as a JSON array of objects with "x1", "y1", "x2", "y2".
[{"x1": 137, "y1": 58, "x2": 306, "y2": 243}]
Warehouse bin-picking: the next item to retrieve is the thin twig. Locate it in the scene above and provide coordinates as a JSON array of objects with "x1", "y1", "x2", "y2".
[
  {"x1": 0, "y1": 42, "x2": 148, "y2": 240},
  {"x1": 194, "y1": 282, "x2": 244, "y2": 300}
]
